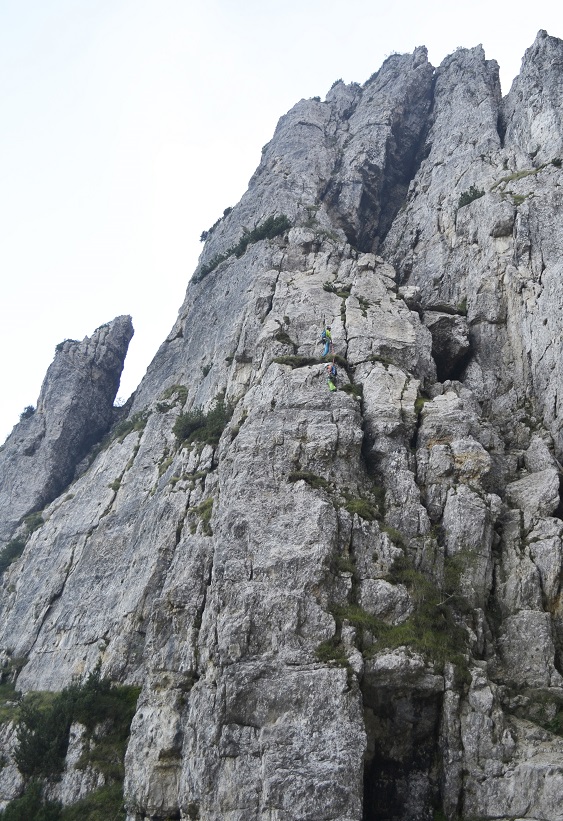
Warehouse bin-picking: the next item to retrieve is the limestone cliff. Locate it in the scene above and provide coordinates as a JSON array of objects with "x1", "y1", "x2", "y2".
[
  {"x1": 0, "y1": 315, "x2": 133, "y2": 543},
  {"x1": 2, "y1": 29, "x2": 563, "y2": 821}
]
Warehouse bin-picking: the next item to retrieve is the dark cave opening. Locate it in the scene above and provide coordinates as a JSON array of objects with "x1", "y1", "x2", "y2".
[
  {"x1": 434, "y1": 347, "x2": 472, "y2": 384},
  {"x1": 361, "y1": 683, "x2": 442, "y2": 821}
]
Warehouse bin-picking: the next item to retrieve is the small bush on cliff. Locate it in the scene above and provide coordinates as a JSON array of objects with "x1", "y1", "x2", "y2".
[
  {"x1": 0, "y1": 539, "x2": 26, "y2": 576},
  {"x1": 112, "y1": 411, "x2": 149, "y2": 444},
  {"x1": 343, "y1": 498, "x2": 379, "y2": 520},
  {"x1": 173, "y1": 394, "x2": 232, "y2": 447},
  {"x1": 55, "y1": 339, "x2": 78, "y2": 353},
  {"x1": 194, "y1": 214, "x2": 291, "y2": 282},
  {"x1": 340, "y1": 382, "x2": 363, "y2": 398},
  {"x1": 23, "y1": 512, "x2": 44, "y2": 534},
  {"x1": 191, "y1": 498, "x2": 214, "y2": 537},
  {"x1": 0, "y1": 782, "x2": 126, "y2": 821},
  {"x1": 59, "y1": 783, "x2": 125, "y2": 820},
  {"x1": 378, "y1": 554, "x2": 469, "y2": 667},
  {"x1": 315, "y1": 637, "x2": 348, "y2": 666},
  {"x1": 1, "y1": 669, "x2": 139, "y2": 820},
  {"x1": 457, "y1": 185, "x2": 485, "y2": 209},
  {"x1": 14, "y1": 668, "x2": 140, "y2": 780},
  {"x1": 288, "y1": 472, "x2": 331, "y2": 491},
  {"x1": 273, "y1": 355, "x2": 318, "y2": 368},
  {"x1": 200, "y1": 206, "x2": 233, "y2": 242},
  {"x1": 19, "y1": 405, "x2": 35, "y2": 422},
  {"x1": 0, "y1": 780, "x2": 61, "y2": 821}
]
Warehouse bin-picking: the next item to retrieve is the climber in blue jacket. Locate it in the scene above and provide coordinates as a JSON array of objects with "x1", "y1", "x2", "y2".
[{"x1": 321, "y1": 326, "x2": 333, "y2": 357}]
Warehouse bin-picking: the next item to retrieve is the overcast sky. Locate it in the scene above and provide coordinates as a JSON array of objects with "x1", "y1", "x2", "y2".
[{"x1": 1, "y1": 1, "x2": 561, "y2": 443}]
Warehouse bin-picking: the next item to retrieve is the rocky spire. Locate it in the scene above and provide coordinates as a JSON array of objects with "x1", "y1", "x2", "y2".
[
  {"x1": 501, "y1": 30, "x2": 563, "y2": 164},
  {"x1": 0, "y1": 315, "x2": 133, "y2": 543}
]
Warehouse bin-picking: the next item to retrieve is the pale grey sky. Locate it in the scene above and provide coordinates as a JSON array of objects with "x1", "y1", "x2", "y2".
[{"x1": 1, "y1": 0, "x2": 560, "y2": 442}]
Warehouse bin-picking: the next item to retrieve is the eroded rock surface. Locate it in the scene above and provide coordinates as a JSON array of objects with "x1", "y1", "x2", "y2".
[
  {"x1": 0, "y1": 315, "x2": 133, "y2": 544},
  {"x1": 3, "y1": 30, "x2": 563, "y2": 821}
]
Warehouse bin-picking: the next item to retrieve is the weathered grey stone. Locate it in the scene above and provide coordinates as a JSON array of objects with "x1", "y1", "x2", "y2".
[
  {"x1": 0, "y1": 316, "x2": 133, "y2": 544},
  {"x1": 506, "y1": 468, "x2": 560, "y2": 529},
  {"x1": 4, "y1": 31, "x2": 563, "y2": 821},
  {"x1": 502, "y1": 30, "x2": 563, "y2": 165},
  {"x1": 499, "y1": 611, "x2": 562, "y2": 687}
]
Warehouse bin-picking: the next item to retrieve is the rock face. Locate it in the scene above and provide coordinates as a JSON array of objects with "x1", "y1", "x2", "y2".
[
  {"x1": 0, "y1": 316, "x2": 133, "y2": 540},
  {"x1": 3, "y1": 29, "x2": 563, "y2": 821},
  {"x1": 0, "y1": 316, "x2": 133, "y2": 544}
]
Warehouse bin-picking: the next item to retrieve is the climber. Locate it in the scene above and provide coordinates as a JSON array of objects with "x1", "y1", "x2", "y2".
[
  {"x1": 321, "y1": 326, "x2": 333, "y2": 357},
  {"x1": 326, "y1": 362, "x2": 337, "y2": 392}
]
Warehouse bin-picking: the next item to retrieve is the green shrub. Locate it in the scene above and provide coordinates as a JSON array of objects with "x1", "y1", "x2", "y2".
[
  {"x1": 232, "y1": 214, "x2": 291, "y2": 256},
  {"x1": 15, "y1": 695, "x2": 74, "y2": 778},
  {"x1": 288, "y1": 472, "x2": 330, "y2": 491},
  {"x1": 0, "y1": 539, "x2": 26, "y2": 576},
  {"x1": 1, "y1": 656, "x2": 28, "y2": 685},
  {"x1": 0, "y1": 679, "x2": 21, "y2": 725},
  {"x1": 173, "y1": 395, "x2": 232, "y2": 447},
  {"x1": 343, "y1": 498, "x2": 379, "y2": 521},
  {"x1": 457, "y1": 185, "x2": 485, "y2": 209},
  {"x1": 357, "y1": 296, "x2": 371, "y2": 317},
  {"x1": 194, "y1": 214, "x2": 291, "y2": 281},
  {"x1": 14, "y1": 668, "x2": 140, "y2": 782},
  {"x1": 380, "y1": 526, "x2": 406, "y2": 549},
  {"x1": 553, "y1": 158, "x2": 562, "y2": 168},
  {"x1": 332, "y1": 604, "x2": 380, "y2": 633},
  {"x1": 23, "y1": 512, "x2": 44, "y2": 534},
  {"x1": 414, "y1": 394, "x2": 430, "y2": 415},
  {"x1": 340, "y1": 383, "x2": 363, "y2": 398},
  {"x1": 315, "y1": 637, "x2": 348, "y2": 666},
  {"x1": 331, "y1": 555, "x2": 355, "y2": 574},
  {"x1": 199, "y1": 206, "x2": 233, "y2": 242},
  {"x1": 60, "y1": 783, "x2": 125, "y2": 821},
  {"x1": 507, "y1": 692, "x2": 563, "y2": 738},
  {"x1": 172, "y1": 408, "x2": 205, "y2": 442},
  {"x1": 191, "y1": 498, "x2": 214, "y2": 536},
  {"x1": 380, "y1": 554, "x2": 469, "y2": 667},
  {"x1": 111, "y1": 411, "x2": 149, "y2": 444},
  {"x1": 323, "y1": 281, "x2": 351, "y2": 299},
  {"x1": 55, "y1": 339, "x2": 78, "y2": 353},
  {"x1": 273, "y1": 355, "x2": 319, "y2": 368},
  {"x1": 369, "y1": 353, "x2": 395, "y2": 368},
  {"x1": 274, "y1": 330, "x2": 297, "y2": 351},
  {"x1": 492, "y1": 165, "x2": 549, "y2": 191},
  {"x1": 158, "y1": 456, "x2": 174, "y2": 477},
  {"x1": 19, "y1": 406, "x2": 35, "y2": 422},
  {"x1": 456, "y1": 296, "x2": 468, "y2": 315},
  {"x1": 0, "y1": 780, "x2": 62, "y2": 821},
  {"x1": 160, "y1": 384, "x2": 188, "y2": 405},
  {"x1": 332, "y1": 354, "x2": 351, "y2": 371},
  {"x1": 0, "y1": 781, "x2": 127, "y2": 821},
  {"x1": 512, "y1": 193, "x2": 528, "y2": 206}
]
